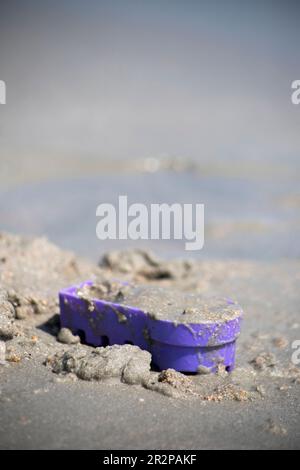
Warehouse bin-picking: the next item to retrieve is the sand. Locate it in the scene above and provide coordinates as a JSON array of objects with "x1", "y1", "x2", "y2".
[
  {"x1": 0, "y1": 233, "x2": 300, "y2": 449},
  {"x1": 77, "y1": 282, "x2": 242, "y2": 324}
]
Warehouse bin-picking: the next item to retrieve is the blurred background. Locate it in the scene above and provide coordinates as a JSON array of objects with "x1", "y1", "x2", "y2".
[{"x1": 0, "y1": 0, "x2": 300, "y2": 260}]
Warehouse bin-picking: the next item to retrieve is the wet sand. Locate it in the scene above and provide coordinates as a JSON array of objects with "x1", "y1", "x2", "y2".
[{"x1": 0, "y1": 233, "x2": 300, "y2": 449}]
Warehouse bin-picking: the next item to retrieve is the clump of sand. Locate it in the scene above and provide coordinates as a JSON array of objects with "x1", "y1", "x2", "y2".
[
  {"x1": 57, "y1": 327, "x2": 80, "y2": 345},
  {"x1": 49, "y1": 344, "x2": 152, "y2": 385},
  {"x1": 0, "y1": 289, "x2": 18, "y2": 340},
  {"x1": 101, "y1": 248, "x2": 196, "y2": 280}
]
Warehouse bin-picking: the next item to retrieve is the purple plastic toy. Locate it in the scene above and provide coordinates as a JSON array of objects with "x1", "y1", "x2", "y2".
[{"x1": 59, "y1": 281, "x2": 243, "y2": 373}]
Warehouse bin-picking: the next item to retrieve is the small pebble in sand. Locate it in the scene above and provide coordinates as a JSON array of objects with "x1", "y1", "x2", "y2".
[{"x1": 57, "y1": 328, "x2": 80, "y2": 345}]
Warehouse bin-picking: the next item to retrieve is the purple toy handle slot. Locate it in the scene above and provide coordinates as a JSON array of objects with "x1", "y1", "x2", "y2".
[{"x1": 59, "y1": 281, "x2": 243, "y2": 373}]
